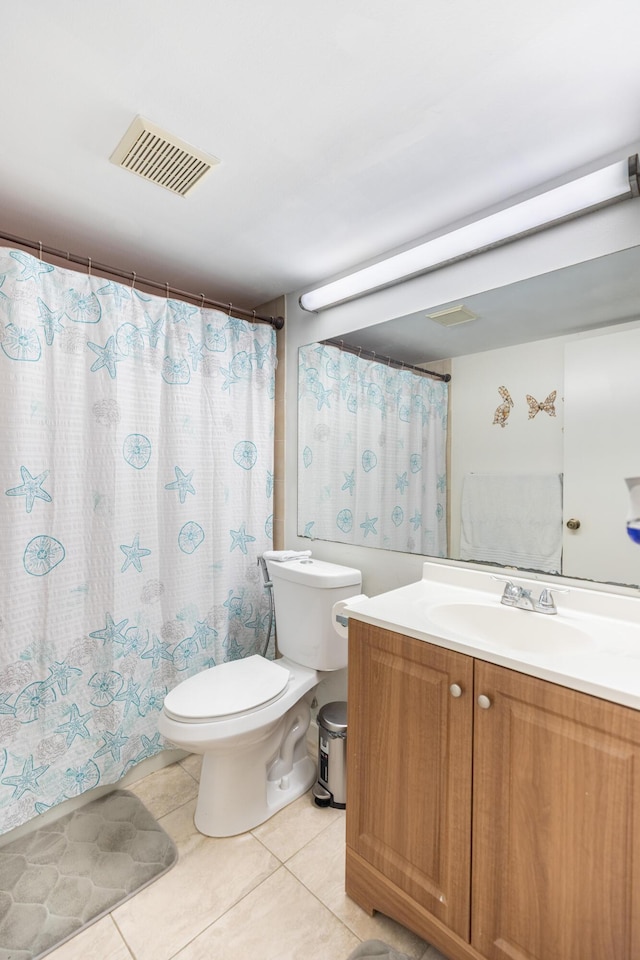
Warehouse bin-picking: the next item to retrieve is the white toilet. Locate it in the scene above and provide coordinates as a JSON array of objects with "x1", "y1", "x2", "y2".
[{"x1": 158, "y1": 556, "x2": 362, "y2": 837}]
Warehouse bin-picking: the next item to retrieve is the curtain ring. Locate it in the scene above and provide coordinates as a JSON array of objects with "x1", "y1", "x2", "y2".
[
  {"x1": 228, "y1": 302, "x2": 233, "y2": 316},
  {"x1": 131, "y1": 271, "x2": 137, "y2": 291},
  {"x1": 252, "y1": 310, "x2": 256, "y2": 321},
  {"x1": 165, "y1": 282, "x2": 170, "y2": 299},
  {"x1": 200, "y1": 293, "x2": 205, "y2": 308},
  {"x1": 87, "y1": 257, "x2": 92, "y2": 277},
  {"x1": 38, "y1": 241, "x2": 43, "y2": 262}
]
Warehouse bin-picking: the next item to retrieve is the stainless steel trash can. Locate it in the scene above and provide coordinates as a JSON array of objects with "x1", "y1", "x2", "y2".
[{"x1": 312, "y1": 701, "x2": 347, "y2": 808}]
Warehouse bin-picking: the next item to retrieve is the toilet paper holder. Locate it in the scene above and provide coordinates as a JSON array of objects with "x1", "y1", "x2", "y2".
[{"x1": 332, "y1": 595, "x2": 369, "y2": 638}]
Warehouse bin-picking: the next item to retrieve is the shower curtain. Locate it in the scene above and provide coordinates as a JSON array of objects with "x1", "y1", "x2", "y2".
[
  {"x1": 298, "y1": 343, "x2": 448, "y2": 555},
  {"x1": 0, "y1": 246, "x2": 275, "y2": 834}
]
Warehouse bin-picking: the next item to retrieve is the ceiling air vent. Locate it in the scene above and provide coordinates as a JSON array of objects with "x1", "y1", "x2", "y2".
[
  {"x1": 110, "y1": 116, "x2": 220, "y2": 197},
  {"x1": 426, "y1": 304, "x2": 477, "y2": 327}
]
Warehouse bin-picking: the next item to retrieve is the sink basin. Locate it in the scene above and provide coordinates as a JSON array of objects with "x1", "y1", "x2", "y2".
[{"x1": 427, "y1": 602, "x2": 592, "y2": 654}]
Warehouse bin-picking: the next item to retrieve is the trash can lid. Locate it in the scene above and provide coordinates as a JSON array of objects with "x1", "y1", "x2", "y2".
[{"x1": 318, "y1": 700, "x2": 347, "y2": 733}]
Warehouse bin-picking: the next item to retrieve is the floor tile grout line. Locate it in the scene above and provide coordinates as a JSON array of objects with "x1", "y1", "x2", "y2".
[
  {"x1": 115, "y1": 793, "x2": 288, "y2": 959},
  {"x1": 248, "y1": 815, "x2": 341, "y2": 858},
  {"x1": 154, "y1": 863, "x2": 289, "y2": 960},
  {"x1": 281, "y1": 821, "x2": 431, "y2": 960},
  {"x1": 250, "y1": 829, "x2": 288, "y2": 864},
  {"x1": 169, "y1": 863, "x2": 364, "y2": 960},
  {"x1": 176, "y1": 758, "x2": 201, "y2": 786},
  {"x1": 99, "y1": 768, "x2": 429, "y2": 960},
  {"x1": 116, "y1": 797, "x2": 286, "y2": 960},
  {"x1": 281, "y1": 860, "x2": 365, "y2": 945},
  {"x1": 278, "y1": 810, "x2": 344, "y2": 865},
  {"x1": 108, "y1": 911, "x2": 137, "y2": 960},
  {"x1": 43, "y1": 796, "x2": 432, "y2": 960},
  {"x1": 281, "y1": 861, "x2": 365, "y2": 947},
  {"x1": 155, "y1": 794, "x2": 202, "y2": 827}
]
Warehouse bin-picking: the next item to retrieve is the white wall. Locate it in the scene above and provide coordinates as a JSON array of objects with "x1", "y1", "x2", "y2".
[{"x1": 449, "y1": 338, "x2": 565, "y2": 556}]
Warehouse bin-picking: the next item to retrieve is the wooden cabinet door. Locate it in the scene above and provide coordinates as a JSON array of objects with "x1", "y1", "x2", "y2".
[
  {"x1": 346, "y1": 621, "x2": 474, "y2": 939},
  {"x1": 472, "y1": 661, "x2": 640, "y2": 960}
]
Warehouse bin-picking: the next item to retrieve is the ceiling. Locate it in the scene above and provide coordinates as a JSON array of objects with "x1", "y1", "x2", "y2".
[{"x1": 2, "y1": 1, "x2": 640, "y2": 311}]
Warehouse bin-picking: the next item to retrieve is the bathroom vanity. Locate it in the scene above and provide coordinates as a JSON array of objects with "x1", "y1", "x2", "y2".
[{"x1": 344, "y1": 563, "x2": 640, "y2": 960}]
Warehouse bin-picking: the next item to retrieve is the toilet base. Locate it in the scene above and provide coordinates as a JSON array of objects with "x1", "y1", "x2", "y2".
[
  {"x1": 193, "y1": 702, "x2": 317, "y2": 837},
  {"x1": 266, "y1": 752, "x2": 317, "y2": 819}
]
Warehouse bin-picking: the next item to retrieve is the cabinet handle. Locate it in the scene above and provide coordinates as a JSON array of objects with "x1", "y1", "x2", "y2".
[
  {"x1": 450, "y1": 683, "x2": 463, "y2": 698},
  {"x1": 566, "y1": 518, "x2": 581, "y2": 530},
  {"x1": 477, "y1": 694, "x2": 492, "y2": 709}
]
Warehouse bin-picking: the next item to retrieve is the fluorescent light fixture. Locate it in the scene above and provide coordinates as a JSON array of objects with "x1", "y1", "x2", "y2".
[{"x1": 300, "y1": 155, "x2": 640, "y2": 312}]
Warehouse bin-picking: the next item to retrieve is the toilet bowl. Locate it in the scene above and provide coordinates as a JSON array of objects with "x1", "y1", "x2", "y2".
[{"x1": 158, "y1": 555, "x2": 362, "y2": 837}]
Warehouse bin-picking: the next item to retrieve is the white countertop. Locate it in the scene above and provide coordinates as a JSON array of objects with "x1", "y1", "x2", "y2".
[{"x1": 345, "y1": 562, "x2": 640, "y2": 710}]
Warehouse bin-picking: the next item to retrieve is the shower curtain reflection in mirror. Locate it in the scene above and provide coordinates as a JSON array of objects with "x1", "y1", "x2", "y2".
[{"x1": 298, "y1": 343, "x2": 448, "y2": 555}]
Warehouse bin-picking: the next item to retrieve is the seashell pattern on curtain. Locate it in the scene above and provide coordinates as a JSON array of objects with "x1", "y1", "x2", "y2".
[
  {"x1": 0, "y1": 248, "x2": 275, "y2": 834},
  {"x1": 298, "y1": 343, "x2": 447, "y2": 555}
]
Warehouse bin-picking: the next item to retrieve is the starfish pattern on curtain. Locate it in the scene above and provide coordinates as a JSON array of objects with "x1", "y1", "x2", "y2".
[
  {"x1": 298, "y1": 343, "x2": 447, "y2": 555},
  {"x1": 0, "y1": 247, "x2": 276, "y2": 834}
]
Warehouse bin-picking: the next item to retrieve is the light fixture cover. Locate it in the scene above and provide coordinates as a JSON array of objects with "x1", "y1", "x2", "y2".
[{"x1": 300, "y1": 156, "x2": 638, "y2": 312}]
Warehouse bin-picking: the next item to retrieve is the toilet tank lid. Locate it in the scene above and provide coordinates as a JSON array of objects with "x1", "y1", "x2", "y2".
[
  {"x1": 267, "y1": 557, "x2": 361, "y2": 588},
  {"x1": 163, "y1": 655, "x2": 291, "y2": 722}
]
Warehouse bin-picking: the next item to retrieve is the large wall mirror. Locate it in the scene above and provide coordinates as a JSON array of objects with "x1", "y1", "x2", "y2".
[{"x1": 297, "y1": 245, "x2": 640, "y2": 589}]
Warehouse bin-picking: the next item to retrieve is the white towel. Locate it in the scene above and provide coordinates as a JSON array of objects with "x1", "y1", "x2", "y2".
[
  {"x1": 459, "y1": 473, "x2": 563, "y2": 574},
  {"x1": 262, "y1": 549, "x2": 312, "y2": 562}
]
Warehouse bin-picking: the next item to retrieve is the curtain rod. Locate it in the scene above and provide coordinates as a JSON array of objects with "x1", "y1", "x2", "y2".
[
  {"x1": 322, "y1": 338, "x2": 451, "y2": 382},
  {"x1": 0, "y1": 230, "x2": 285, "y2": 330}
]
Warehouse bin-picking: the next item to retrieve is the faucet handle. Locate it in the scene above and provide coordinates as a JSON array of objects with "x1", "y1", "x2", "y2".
[
  {"x1": 491, "y1": 576, "x2": 521, "y2": 604},
  {"x1": 491, "y1": 576, "x2": 517, "y2": 589},
  {"x1": 536, "y1": 588, "x2": 555, "y2": 611},
  {"x1": 535, "y1": 586, "x2": 569, "y2": 614}
]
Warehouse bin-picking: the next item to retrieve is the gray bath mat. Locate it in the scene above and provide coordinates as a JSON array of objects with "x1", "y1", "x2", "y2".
[
  {"x1": 0, "y1": 789, "x2": 177, "y2": 960},
  {"x1": 346, "y1": 942, "x2": 414, "y2": 960}
]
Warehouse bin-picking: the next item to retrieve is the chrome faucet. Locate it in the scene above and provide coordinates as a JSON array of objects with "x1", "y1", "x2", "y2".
[
  {"x1": 499, "y1": 580, "x2": 535, "y2": 610},
  {"x1": 493, "y1": 577, "x2": 568, "y2": 615}
]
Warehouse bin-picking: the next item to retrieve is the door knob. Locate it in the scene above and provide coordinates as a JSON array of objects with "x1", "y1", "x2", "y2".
[
  {"x1": 477, "y1": 694, "x2": 492, "y2": 709},
  {"x1": 449, "y1": 683, "x2": 463, "y2": 698},
  {"x1": 566, "y1": 518, "x2": 581, "y2": 530}
]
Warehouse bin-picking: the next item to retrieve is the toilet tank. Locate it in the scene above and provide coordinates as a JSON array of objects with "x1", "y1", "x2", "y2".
[{"x1": 266, "y1": 557, "x2": 362, "y2": 671}]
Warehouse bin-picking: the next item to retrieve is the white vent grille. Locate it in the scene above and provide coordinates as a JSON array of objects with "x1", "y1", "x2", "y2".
[
  {"x1": 110, "y1": 116, "x2": 220, "y2": 197},
  {"x1": 426, "y1": 305, "x2": 477, "y2": 327}
]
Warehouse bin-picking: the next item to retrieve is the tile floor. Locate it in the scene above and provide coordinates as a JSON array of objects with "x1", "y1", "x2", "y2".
[{"x1": 46, "y1": 754, "x2": 448, "y2": 960}]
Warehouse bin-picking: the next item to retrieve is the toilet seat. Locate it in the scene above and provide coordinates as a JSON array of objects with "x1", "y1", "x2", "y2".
[{"x1": 163, "y1": 655, "x2": 291, "y2": 723}]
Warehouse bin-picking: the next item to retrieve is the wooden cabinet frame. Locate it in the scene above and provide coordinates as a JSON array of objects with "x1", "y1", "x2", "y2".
[{"x1": 346, "y1": 620, "x2": 640, "y2": 960}]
